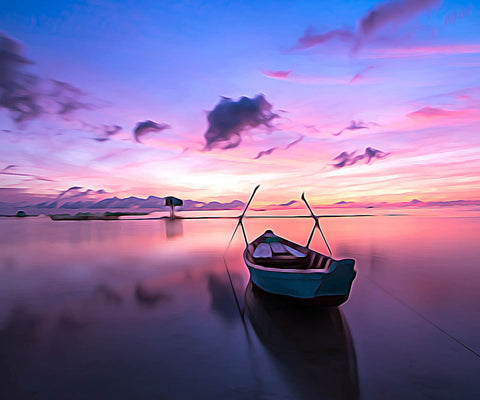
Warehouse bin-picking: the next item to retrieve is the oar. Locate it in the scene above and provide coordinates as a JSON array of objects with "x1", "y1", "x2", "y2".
[
  {"x1": 226, "y1": 185, "x2": 260, "y2": 252},
  {"x1": 301, "y1": 192, "x2": 332, "y2": 255}
]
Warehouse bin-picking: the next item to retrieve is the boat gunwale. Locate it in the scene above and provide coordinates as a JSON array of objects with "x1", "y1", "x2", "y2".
[
  {"x1": 243, "y1": 231, "x2": 354, "y2": 275},
  {"x1": 244, "y1": 255, "x2": 339, "y2": 274}
]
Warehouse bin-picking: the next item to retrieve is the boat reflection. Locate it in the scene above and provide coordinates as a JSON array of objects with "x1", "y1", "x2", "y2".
[{"x1": 244, "y1": 281, "x2": 359, "y2": 400}]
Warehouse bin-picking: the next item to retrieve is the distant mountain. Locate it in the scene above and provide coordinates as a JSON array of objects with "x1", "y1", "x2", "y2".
[
  {"x1": 1, "y1": 186, "x2": 479, "y2": 216},
  {"x1": 0, "y1": 187, "x2": 245, "y2": 215}
]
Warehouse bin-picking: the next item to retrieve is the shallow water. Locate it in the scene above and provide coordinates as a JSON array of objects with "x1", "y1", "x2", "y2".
[{"x1": 1, "y1": 211, "x2": 479, "y2": 399}]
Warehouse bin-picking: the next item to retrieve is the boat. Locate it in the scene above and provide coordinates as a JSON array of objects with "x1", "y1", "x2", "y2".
[
  {"x1": 230, "y1": 186, "x2": 356, "y2": 305},
  {"x1": 244, "y1": 229, "x2": 356, "y2": 304}
]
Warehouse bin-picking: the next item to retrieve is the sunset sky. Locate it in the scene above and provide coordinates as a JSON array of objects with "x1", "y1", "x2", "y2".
[{"x1": 1, "y1": 0, "x2": 479, "y2": 205}]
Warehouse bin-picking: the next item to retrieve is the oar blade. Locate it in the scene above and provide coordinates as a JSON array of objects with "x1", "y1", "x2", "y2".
[
  {"x1": 301, "y1": 192, "x2": 316, "y2": 218},
  {"x1": 225, "y1": 185, "x2": 260, "y2": 254},
  {"x1": 240, "y1": 184, "x2": 260, "y2": 219},
  {"x1": 301, "y1": 192, "x2": 332, "y2": 255}
]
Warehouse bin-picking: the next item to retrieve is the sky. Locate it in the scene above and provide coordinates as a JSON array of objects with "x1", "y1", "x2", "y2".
[{"x1": 1, "y1": 0, "x2": 479, "y2": 205}]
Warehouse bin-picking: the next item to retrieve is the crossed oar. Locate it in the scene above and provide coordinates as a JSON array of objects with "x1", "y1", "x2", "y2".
[
  {"x1": 226, "y1": 184, "x2": 260, "y2": 252},
  {"x1": 226, "y1": 185, "x2": 332, "y2": 256},
  {"x1": 301, "y1": 192, "x2": 332, "y2": 255}
]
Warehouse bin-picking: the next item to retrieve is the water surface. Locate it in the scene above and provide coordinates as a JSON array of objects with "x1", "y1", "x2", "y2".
[{"x1": 1, "y1": 210, "x2": 479, "y2": 399}]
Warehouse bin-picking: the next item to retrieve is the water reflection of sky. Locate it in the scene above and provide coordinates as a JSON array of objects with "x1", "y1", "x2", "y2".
[{"x1": 1, "y1": 213, "x2": 479, "y2": 399}]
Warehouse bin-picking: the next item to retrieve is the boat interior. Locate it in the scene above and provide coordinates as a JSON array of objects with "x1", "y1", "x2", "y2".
[{"x1": 245, "y1": 230, "x2": 334, "y2": 270}]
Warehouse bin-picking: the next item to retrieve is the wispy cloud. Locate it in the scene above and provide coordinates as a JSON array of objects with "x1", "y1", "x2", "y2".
[
  {"x1": 204, "y1": 95, "x2": 278, "y2": 150},
  {"x1": 362, "y1": 44, "x2": 480, "y2": 59},
  {"x1": 294, "y1": 28, "x2": 354, "y2": 50},
  {"x1": 349, "y1": 66, "x2": 375, "y2": 84},
  {"x1": 1, "y1": 165, "x2": 54, "y2": 181},
  {"x1": 333, "y1": 120, "x2": 370, "y2": 136},
  {"x1": 407, "y1": 106, "x2": 469, "y2": 119},
  {"x1": 133, "y1": 120, "x2": 170, "y2": 143},
  {"x1": 285, "y1": 135, "x2": 304, "y2": 150},
  {"x1": 332, "y1": 147, "x2": 390, "y2": 168},
  {"x1": 261, "y1": 70, "x2": 292, "y2": 80},
  {"x1": 253, "y1": 147, "x2": 277, "y2": 160},
  {"x1": 0, "y1": 32, "x2": 93, "y2": 123},
  {"x1": 358, "y1": 0, "x2": 441, "y2": 36},
  {"x1": 294, "y1": 0, "x2": 441, "y2": 52}
]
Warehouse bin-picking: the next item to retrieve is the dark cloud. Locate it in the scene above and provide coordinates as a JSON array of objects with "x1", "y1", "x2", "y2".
[
  {"x1": 359, "y1": 0, "x2": 441, "y2": 36},
  {"x1": 204, "y1": 94, "x2": 278, "y2": 150},
  {"x1": 294, "y1": 0, "x2": 441, "y2": 51},
  {"x1": 0, "y1": 33, "x2": 41, "y2": 122},
  {"x1": 81, "y1": 122, "x2": 122, "y2": 142},
  {"x1": 0, "y1": 33, "x2": 92, "y2": 123},
  {"x1": 49, "y1": 79, "x2": 92, "y2": 116},
  {"x1": 333, "y1": 120, "x2": 369, "y2": 136},
  {"x1": 294, "y1": 27, "x2": 354, "y2": 50},
  {"x1": 92, "y1": 125, "x2": 121, "y2": 142},
  {"x1": 104, "y1": 124, "x2": 122, "y2": 135},
  {"x1": 285, "y1": 135, "x2": 304, "y2": 149},
  {"x1": 332, "y1": 147, "x2": 390, "y2": 168},
  {"x1": 253, "y1": 147, "x2": 277, "y2": 160},
  {"x1": 133, "y1": 120, "x2": 170, "y2": 143}
]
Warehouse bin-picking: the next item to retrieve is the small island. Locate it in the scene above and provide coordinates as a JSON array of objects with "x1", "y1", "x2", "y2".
[{"x1": 49, "y1": 211, "x2": 149, "y2": 221}]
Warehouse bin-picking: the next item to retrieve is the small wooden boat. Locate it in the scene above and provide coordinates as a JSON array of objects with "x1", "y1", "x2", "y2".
[
  {"x1": 230, "y1": 186, "x2": 356, "y2": 305},
  {"x1": 244, "y1": 230, "x2": 356, "y2": 304}
]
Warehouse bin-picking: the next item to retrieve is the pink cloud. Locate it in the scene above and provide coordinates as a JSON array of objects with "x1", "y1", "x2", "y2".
[
  {"x1": 456, "y1": 94, "x2": 472, "y2": 101},
  {"x1": 349, "y1": 73, "x2": 364, "y2": 84},
  {"x1": 261, "y1": 70, "x2": 292, "y2": 79},
  {"x1": 407, "y1": 106, "x2": 469, "y2": 119},
  {"x1": 349, "y1": 66, "x2": 375, "y2": 84},
  {"x1": 364, "y1": 44, "x2": 480, "y2": 59}
]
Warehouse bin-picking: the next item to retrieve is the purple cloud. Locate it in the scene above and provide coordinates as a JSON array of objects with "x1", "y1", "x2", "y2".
[
  {"x1": 333, "y1": 120, "x2": 369, "y2": 136},
  {"x1": 332, "y1": 147, "x2": 390, "y2": 168},
  {"x1": 294, "y1": 0, "x2": 441, "y2": 51},
  {"x1": 285, "y1": 135, "x2": 304, "y2": 149},
  {"x1": 294, "y1": 27, "x2": 354, "y2": 50},
  {"x1": 133, "y1": 120, "x2": 170, "y2": 143},
  {"x1": 0, "y1": 33, "x2": 92, "y2": 123},
  {"x1": 359, "y1": 0, "x2": 441, "y2": 36},
  {"x1": 204, "y1": 94, "x2": 278, "y2": 150},
  {"x1": 1, "y1": 164, "x2": 54, "y2": 181},
  {"x1": 104, "y1": 124, "x2": 122, "y2": 135},
  {"x1": 253, "y1": 147, "x2": 277, "y2": 160}
]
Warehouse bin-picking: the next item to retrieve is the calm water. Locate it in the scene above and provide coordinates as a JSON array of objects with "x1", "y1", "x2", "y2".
[{"x1": 1, "y1": 211, "x2": 480, "y2": 399}]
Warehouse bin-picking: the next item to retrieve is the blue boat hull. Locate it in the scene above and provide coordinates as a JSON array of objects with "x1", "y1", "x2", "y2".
[{"x1": 246, "y1": 258, "x2": 356, "y2": 303}]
